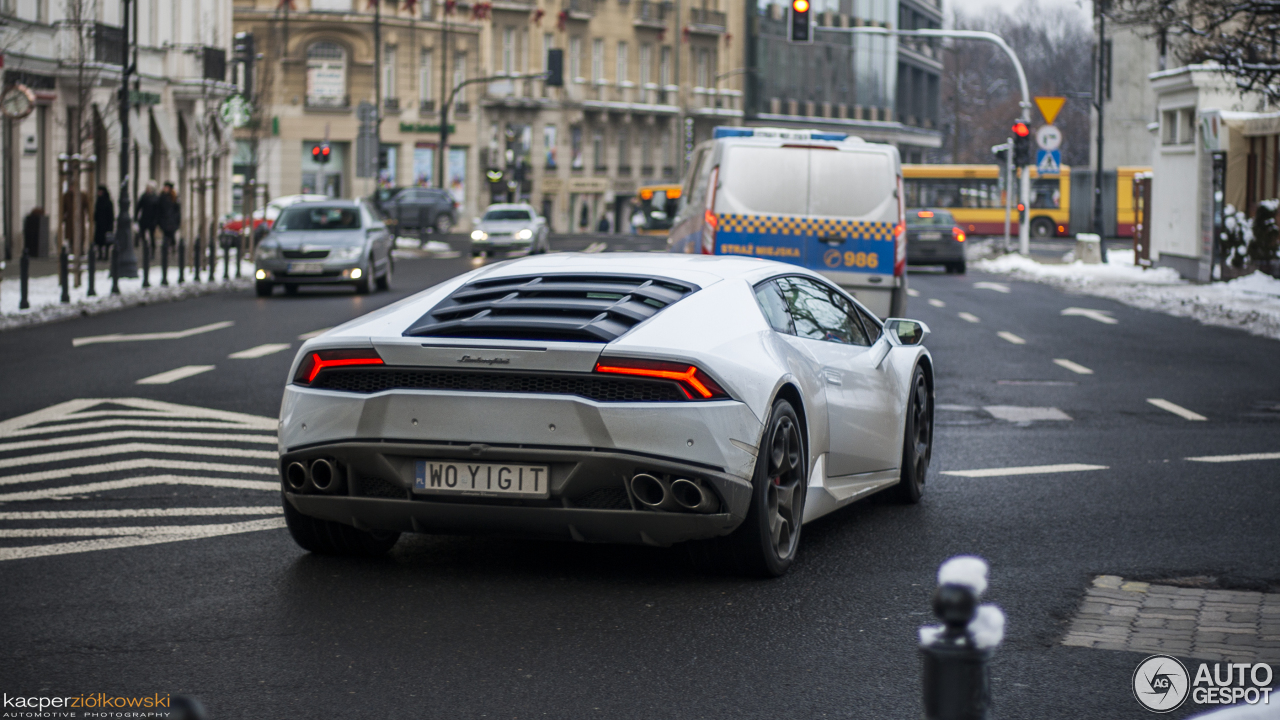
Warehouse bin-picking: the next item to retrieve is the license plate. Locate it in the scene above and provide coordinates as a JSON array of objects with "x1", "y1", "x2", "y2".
[
  {"x1": 414, "y1": 460, "x2": 550, "y2": 498},
  {"x1": 916, "y1": 232, "x2": 942, "y2": 241},
  {"x1": 289, "y1": 262, "x2": 325, "y2": 274}
]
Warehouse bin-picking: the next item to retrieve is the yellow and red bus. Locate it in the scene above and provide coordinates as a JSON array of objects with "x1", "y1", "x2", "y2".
[
  {"x1": 902, "y1": 165, "x2": 1149, "y2": 238},
  {"x1": 633, "y1": 184, "x2": 682, "y2": 236}
]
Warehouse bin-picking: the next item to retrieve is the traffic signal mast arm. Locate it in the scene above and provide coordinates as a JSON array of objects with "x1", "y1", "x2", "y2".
[{"x1": 816, "y1": 25, "x2": 1034, "y2": 255}]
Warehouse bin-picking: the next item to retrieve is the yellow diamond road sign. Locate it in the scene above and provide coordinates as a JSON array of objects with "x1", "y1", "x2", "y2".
[{"x1": 1035, "y1": 96, "x2": 1066, "y2": 125}]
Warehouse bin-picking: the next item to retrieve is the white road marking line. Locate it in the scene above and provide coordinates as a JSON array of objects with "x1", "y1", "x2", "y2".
[
  {"x1": 936, "y1": 404, "x2": 978, "y2": 411},
  {"x1": 297, "y1": 328, "x2": 331, "y2": 340},
  {"x1": 1147, "y1": 398, "x2": 1208, "y2": 421},
  {"x1": 73, "y1": 321, "x2": 235, "y2": 347},
  {"x1": 0, "y1": 518, "x2": 286, "y2": 562},
  {"x1": 974, "y1": 282, "x2": 1011, "y2": 293},
  {"x1": 3, "y1": 419, "x2": 276, "y2": 438},
  {"x1": 906, "y1": 288, "x2": 920, "y2": 297},
  {"x1": 0, "y1": 475, "x2": 280, "y2": 502},
  {"x1": 0, "y1": 430, "x2": 276, "y2": 453},
  {"x1": 1186, "y1": 452, "x2": 1280, "y2": 463},
  {"x1": 2, "y1": 522, "x2": 288, "y2": 537},
  {"x1": 1053, "y1": 358, "x2": 1094, "y2": 375},
  {"x1": 0, "y1": 507, "x2": 283, "y2": 520},
  {"x1": 1061, "y1": 307, "x2": 1118, "y2": 324},
  {"x1": 958, "y1": 312, "x2": 981, "y2": 323},
  {"x1": 0, "y1": 443, "x2": 276, "y2": 472},
  {"x1": 942, "y1": 463, "x2": 1108, "y2": 478},
  {"x1": 928, "y1": 299, "x2": 946, "y2": 307},
  {"x1": 997, "y1": 331, "x2": 1026, "y2": 345},
  {"x1": 136, "y1": 365, "x2": 216, "y2": 385},
  {"x1": 229, "y1": 343, "x2": 291, "y2": 359},
  {"x1": 984, "y1": 406, "x2": 1073, "y2": 422},
  {"x1": 0, "y1": 458, "x2": 277, "y2": 487}
]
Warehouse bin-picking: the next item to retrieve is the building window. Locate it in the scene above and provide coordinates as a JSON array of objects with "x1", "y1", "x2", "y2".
[
  {"x1": 502, "y1": 27, "x2": 515, "y2": 74},
  {"x1": 696, "y1": 48, "x2": 708, "y2": 88},
  {"x1": 592, "y1": 131, "x2": 605, "y2": 172},
  {"x1": 660, "y1": 46, "x2": 671, "y2": 86},
  {"x1": 592, "y1": 39, "x2": 604, "y2": 83},
  {"x1": 570, "y1": 37, "x2": 583, "y2": 81},
  {"x1": 544, "y1": 124, "x2": 558, "y2": 169},
  {"x1": 306, "y1": 41, "x2": 347, "y2": 107},
  {"x1": 617, "y1": 127, "x2": 630, "y2": 172},
  {"x1": 420, "y1": 50, "x2": 433, "y2": 105},
  {"x1": 617, "y1": 41, "x2": 628, "y2": 85},
  {"x1": 639, "y1": 44, "x2": 652, "y2": 86},
  {"x1": 383, "y1": 45, "x2": 397, "y2": 100},
  {"x1": 454, "y1": 52, "x2": 467, "y2": 104},
  {"x1": 571, "y1": 125, "x2": 584, "y2": 169},
  {"x1": 544, "y1": 33, "x2": 555, "y2": 70}
]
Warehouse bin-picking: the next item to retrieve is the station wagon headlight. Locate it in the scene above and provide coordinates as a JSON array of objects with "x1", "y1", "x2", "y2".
[
  {"x1": 330, "y1": 246, "x2": 363, "y2": 262},
  {"x1": 256, "y1": 244, "x2": 279, "y2": 260},
  {"x1": 516, "y1": 228, "x2": 533, "y2": 240},
  {"x1": 471, "y1": 230, "x2": 488, "y2": 241}
]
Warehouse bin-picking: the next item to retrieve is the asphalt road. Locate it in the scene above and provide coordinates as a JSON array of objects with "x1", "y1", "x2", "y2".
[{"x1": 1, "y1": 240, "x2": 1277, "y2": 720}]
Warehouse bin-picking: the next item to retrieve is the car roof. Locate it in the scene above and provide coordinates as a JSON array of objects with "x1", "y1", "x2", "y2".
[
  {"x1": 466, "y1": 252, "x2": 830, "y2": 287},
  {"x1": 484, "y1": 203, "x2": 535, "y2": 211},
  {"x1": 286, "y1": 199, "x2": 362, "y2": 209}
]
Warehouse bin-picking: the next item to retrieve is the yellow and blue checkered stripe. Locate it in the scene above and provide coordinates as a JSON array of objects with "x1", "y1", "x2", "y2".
[{"x1": 715, "y1": 214, "x2": 897, "y2": 274}]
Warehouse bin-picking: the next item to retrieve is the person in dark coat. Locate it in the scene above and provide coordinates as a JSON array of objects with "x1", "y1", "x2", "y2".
[
  {"x1": 157, "y1": 181, "x2": 181, "y2": 249},
  {"x1": 23, "y1": 207, "x2": 45, "y2": 257},
  {"x1": 93, "y1": 186, "x2": 115, "y2": 260},
  {"x1": 596, "y1": 214, "x2": 611, "y2": 233},
  {"x1": 136, "y1": 180, "x2": 160, "y2": 253}
]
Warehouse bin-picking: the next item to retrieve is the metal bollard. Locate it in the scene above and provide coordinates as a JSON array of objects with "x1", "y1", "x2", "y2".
[
  {"x1": 141, "y1": 236, "x2": 151, "y2": 289},
  {"x1": 235, "y1": 238, "x2": 242, "y2": 278},
  {"x1": 160, "y1": 241, "x2": 169, "y2": 286},
  {"x1": 19, "y1": 246, "x2": 30, "y2": 310},
  {"x1": 87, "y1": 247, "x2": 97, "y2": 297},
  {"x1": 59, "y1": 245, "x2": 70, "y2": 303},
  {"x1": 920, "y1": 556, "x2": 1004, "y2": 720},
  {"x1": 193, "y1": 236, "x2": 202, "y2": 282},
  {"x1": 110, "y1": 243, "x2": 120, "y2": 295},
  {"x1": 177, "y1": 240, "x2": 185, "y2": 284},
  {"x1": 209, "y1": 235, "x2": 217, "y2": 282},
  {"x1": 223, "y1": 236, "x2": 231, "y2": 280}
]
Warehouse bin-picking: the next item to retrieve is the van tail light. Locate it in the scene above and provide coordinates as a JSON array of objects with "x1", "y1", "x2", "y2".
[
  {"x1": 700, "y1": 166, "x2": 719, "y2": 254},
  {"x1": 294, "y1": 348, "x2": 384, "y2": 385},
  {"x1": 594, "y1": 358, "x2": 729, "y2": 400},
  {"x1": 952, "y1": 226, "x2": 966, "y2": 242},
  {"x1": 894, "y1": 175, "x2": 907, "y2": 276}
]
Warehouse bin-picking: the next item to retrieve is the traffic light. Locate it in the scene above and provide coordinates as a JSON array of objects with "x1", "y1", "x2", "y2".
[
  {"x1": 545, "y1": 48, "x2": 564, "y2": 87},
  {"x1": 311, "y1": 144, "x2": 331, "y2": 164},
  {"x1": 1011, "y1": 121, "x2": 1032, "y2": 167},
  {"x1": 234, "y1": 32, "x2": 256, "y2": 97},
  {"x1": 992, "y1": 144, "x2": 1009, "y2": 166},
  {"x1": 789, "y1": 0, "x2": 812, "y2": 43}
]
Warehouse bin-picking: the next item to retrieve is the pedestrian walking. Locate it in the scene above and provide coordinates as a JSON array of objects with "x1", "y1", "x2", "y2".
[
  {"x1": 136, "y1": 180, "x2": 160, "y2": 253},
  {"x1": 158, "y1": 181, "x2": 181, "y2": 249},
  {"x1": 93, "y1": 186, "x2": 115, "y2": 261},
  {"x1": 596, "y1": 214, "x2": 611, "y2": 234}
]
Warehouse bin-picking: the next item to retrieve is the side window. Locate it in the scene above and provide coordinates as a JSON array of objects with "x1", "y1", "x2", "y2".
[
  {"x1": 777, "y1": 277, "x2": 870, "y2": 346},
  {"x1": 855, "y1": 306, "x2": 882, "y2": 343},
  {"x1": 754, "y1": 280, "x2": 794, "y2": 334}
]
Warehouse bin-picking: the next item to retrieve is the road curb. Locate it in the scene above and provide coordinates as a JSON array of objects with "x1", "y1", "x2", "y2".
[{"x1": 0, "y1": 277, "x2": 254, "y2": 333}]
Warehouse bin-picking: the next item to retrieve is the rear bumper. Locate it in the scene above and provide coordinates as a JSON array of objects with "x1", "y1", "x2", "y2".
[{"x1": 907, "y1": 241, "x2": 965, "y2": 264}]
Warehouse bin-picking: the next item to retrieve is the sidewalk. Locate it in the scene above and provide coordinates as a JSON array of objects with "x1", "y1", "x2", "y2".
[{"x1": 972, "y1": 248, "x2": 1280, "y2": 341}]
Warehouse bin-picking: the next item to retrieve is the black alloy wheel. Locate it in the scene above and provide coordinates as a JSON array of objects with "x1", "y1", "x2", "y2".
[
  {"x1": 1030, "y1": 217, "x2": 1055, "y2": 238},
  {"x1": 890, "y1": 366, "x2": 932, "y2": 504}
]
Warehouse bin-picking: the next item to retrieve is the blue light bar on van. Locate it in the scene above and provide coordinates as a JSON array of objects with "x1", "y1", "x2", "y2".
[{"x1": 713, "y1": 126, "x2": 849, "y2": 142}]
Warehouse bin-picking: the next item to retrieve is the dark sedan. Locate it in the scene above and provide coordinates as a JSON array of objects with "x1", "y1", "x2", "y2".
[{"x1": 905, "y1": 209, "x2": 967, "y2": 274}]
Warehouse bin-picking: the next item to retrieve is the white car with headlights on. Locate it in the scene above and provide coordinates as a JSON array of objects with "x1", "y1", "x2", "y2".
[
  {"x1": 278, "y1": 253, "x2": 934, "y2": 576},
  {"x1": 254, "y1": 200, "x2": 394, "y2": 296},
  {"x1": 469, "y1": 203, "x2": 550, "y2": 257}
]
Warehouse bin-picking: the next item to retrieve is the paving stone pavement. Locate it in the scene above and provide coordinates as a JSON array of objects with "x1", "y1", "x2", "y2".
[{"x1": 1063, "y1": 575, "x2": 1280, "y2": 662}]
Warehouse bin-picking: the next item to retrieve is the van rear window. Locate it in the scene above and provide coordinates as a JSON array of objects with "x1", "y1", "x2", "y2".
[
  {"x1": 809, "y1": 151, "x2": 895, "y2": 218},
  {"x1": 718, "y1": 146, "x2": 809, "y2": 216}
]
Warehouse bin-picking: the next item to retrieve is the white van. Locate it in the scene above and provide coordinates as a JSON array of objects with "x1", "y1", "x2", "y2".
[{"x1": 668, "y1": 127, "x2": 907, "y2": 317}]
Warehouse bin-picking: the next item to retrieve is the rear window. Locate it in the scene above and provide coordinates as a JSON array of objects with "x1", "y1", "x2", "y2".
[
  {"x1": 809, "y1": 150, "x2": 895, "y2": 218},
  {"x1": 908, "y1": 210, "x2": 956, "y2": 226},
  {"x1": 275, "y1": 206, "x2": 361, "y2": 231},
  {"x1": 718, "y1": 146, "x2": 809, "y2": 216},
  {"x1": 483, "y1": 209, "x2": 534, "y2": 221}
]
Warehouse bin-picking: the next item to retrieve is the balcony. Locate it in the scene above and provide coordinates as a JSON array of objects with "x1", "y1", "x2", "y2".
[
  {"x1": 94, "y1": 23, "x2": 125, "y2": 66},
  {"x1": 420, "y1": 99, "x2": 436, "y2": 113},
  {"x1": 384, "y1": 97, "x2": 400, "y2": 111},
  {"x1": 203, "y1": 46, "x2": 227, "y2": 81},
  {"x1": 688, "y1": 7, "x2": 726, "y2": 33},
  {"x1": 561, "y1": 0, "x2": 593, "y2": 20},
  {"x1": 455, "y1": 101, "x2": 470, "y2": 115},
  {"x1": 633, "y1": 0, "x2": 667, "y2": 28},
  {"x1": 306, "y1": 94, "x2": 351, "y2": 110}
]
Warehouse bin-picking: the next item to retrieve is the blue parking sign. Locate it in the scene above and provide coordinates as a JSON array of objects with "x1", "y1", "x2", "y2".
[{"x1": 1036, "y1": 149, "x2": 1061, "y2": 176}]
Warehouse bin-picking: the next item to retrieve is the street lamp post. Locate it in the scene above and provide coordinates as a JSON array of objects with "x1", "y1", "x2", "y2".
[{"x1": 115, "y1": 0, "x2": 138, "y2": 279}]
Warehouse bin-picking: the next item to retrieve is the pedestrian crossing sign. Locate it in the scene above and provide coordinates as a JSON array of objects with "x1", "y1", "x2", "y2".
[{"x1": 1036, "y1": 149, "x2": 1061, "y2": 176}]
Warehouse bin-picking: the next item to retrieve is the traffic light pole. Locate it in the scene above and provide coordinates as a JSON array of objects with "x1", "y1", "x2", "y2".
[{"x1": 819, "y1": 26, "x2": 1033, "y2": 255}]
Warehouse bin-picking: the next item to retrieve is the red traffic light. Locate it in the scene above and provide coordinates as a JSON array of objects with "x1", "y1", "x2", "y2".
[
  {"x1": 1011, "y1": 122, "x2": 1030, "y2": 138},
  {"x1": 792, "y1": 0, "x2": 809, "y2": 11},
  {"x1": 321, "y1": 145, "x2": 330, "y2": 158},
  {"x1": 311, "y1": 145, "x2": 321, "y2": 159}
]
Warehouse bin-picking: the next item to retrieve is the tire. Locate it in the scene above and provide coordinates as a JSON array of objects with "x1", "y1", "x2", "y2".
[
  {"x1": 255, "y1": 281, "x2": 273, "y2": 297},
  {"x1": 1030, "y1": 217, "x2": 1055, "y2": 239},
  {"x1": 356, "y1": 262, "x2": 375, "y2": 294},
  {"x1": 949, "y1": 261, "x2": 966, "y2": 274},
  {"x1": 434, "y1": 214, "x2": 453, "y2": 235},
  {"x1": 889, "y1": 366, "x2": 932, "y2": 504},
  {"x1": 284, "y1": 284, "x2": 299, "y2": 296},
  {"x1": 690, "y1": 398, "x2": 806, "y2": 577},
  {"x1": 376, "y1": 253, "x2": 393, "y2": 291},
  {"x1": 282, "y1": 493, "x2": 400, "y2": 556}
]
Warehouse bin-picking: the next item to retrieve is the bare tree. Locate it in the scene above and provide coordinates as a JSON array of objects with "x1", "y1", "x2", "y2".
[{"x1": 940, "y1": 0, "x2": 1093, "y2": 166}]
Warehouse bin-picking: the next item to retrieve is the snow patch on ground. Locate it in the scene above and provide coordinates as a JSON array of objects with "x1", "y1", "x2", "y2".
[
  {"x1": 973, "y1": 250, "x2": 1280, "y2": 341},
  {"x1": 0, "y1": 262, "x2": 255, "y2": 332}
]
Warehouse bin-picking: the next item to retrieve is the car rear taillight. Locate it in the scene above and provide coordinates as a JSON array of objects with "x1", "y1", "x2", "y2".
[
  {"x1": 700, "y1": 166, "x2": 719, "y2": 254},
  {"x1": 294, "y1": 348, "x2": 384, "y2": 385},
  {"x1": 594, "y1": 358, "x2": 729, "y2": 400},
  {"x1": 952, "y1": 226, "x2": 966, "y2": 242}
]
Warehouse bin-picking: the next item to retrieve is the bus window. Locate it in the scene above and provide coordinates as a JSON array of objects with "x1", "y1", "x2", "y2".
[{"x1": 1032, "y1": 178, "x2": 1061, "y2": 209}]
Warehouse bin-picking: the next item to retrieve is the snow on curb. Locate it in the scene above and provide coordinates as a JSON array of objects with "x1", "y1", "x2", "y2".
[
  {"x1": 0, "y1": 264, "x2": 255, "y2": 333},
  {"x1": 973, "y1": 250, "x2": 1280, "y2": 341}
]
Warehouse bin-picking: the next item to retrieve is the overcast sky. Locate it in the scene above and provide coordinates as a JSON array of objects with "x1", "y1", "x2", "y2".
[{"x1": 945, "y1": 0, "x2": 1091, "y2": 23}]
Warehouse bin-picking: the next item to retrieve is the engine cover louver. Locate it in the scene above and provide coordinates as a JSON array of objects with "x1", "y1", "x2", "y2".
[{"x1": 403, "y1": 274, "x2": 700, "y2": 343}]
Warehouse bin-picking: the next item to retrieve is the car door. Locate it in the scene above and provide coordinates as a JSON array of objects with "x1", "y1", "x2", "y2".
[{"x1": 775, "y1": 276, "x2": 902, "y2": 477}]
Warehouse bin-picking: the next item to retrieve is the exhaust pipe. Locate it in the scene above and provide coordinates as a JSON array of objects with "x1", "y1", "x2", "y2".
[
  {"x1": 285, "y1": 462, "x2": 309, "y2": 492},
  {"x1": 309, "y1": 458, "x2": 340, "y2": 493},
  {"x1": 670, "y1": 478, "x2": 719, "y2": 513},
  {"x1": 629, "y1": 473, "x2": 678, "y2": 511}
]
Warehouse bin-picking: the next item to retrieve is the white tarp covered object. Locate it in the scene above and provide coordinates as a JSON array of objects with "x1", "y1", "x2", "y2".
[{"x1": 151, "y1": 106, "x2": 183, "y2": 168}]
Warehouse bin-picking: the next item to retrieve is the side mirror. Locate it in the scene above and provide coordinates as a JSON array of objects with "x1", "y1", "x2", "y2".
[{"x1": 883, "y1": 318, "x2": 930, "y2": 346}]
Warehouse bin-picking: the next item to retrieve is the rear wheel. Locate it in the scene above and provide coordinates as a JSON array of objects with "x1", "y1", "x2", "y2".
[
  {"x1": 282, "y1": 494, "x2": 400, "y2": 556},
  {"x1": 1030, "y1": 217, "x2": 1055, "y2": 238},
  {"x1": 949, "y1": 261, "x2": 966, "y2": 274},
  {"x1": 690, "y1": 399, "x2": 806, "y2": 577},
  {"x1": 889, "y1": 366, "x2": 932, "y2": 504},
  {"x1": 355, "y1": 261, "x2": 375, "y2": 294},
  {"x1": 254, "y1": 281, "x2": 273, "y2": 297},
  {"x1": 376, "y1": 253, "x2": 393, "y2": 291}
]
